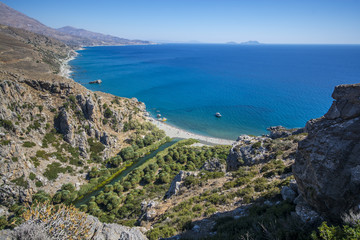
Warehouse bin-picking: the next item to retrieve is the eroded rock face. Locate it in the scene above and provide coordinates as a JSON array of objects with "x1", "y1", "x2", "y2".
[
  {"x1": 0, "y1": 180, "x2": 32, "y2": 207},
  {"x1": 55, "y1": 109, "x2": 73, "y2": 144},
  {"x1": 226, "y1": 135, "x2": 268, "y2": 171},
  {"x1": 293, "y1": 83, "x2": 360, "y2": 221},
  {"x1": 165, "y1": 171, "x2": 198, "y2": 198},
  {"x1": 200, "y1": 158, "x2": 226, "y2": 173},
  {"x1": 0, "y1": 215, "x2": 147, "y2": 240},
  {"x1": 267, "y1": 126, "x2": 304, "y2": 139}
]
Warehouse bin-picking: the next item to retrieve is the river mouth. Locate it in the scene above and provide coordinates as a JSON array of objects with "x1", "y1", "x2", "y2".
[{"x1": 74, "y1": 139, "x2": 179, "y2": 207}]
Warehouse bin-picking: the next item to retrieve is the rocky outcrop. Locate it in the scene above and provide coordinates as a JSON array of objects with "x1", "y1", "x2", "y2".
[
  {"x1": 54, "y1": 109, "x2": 74, "y2": 144},
  {"x1": 293, "y1": 83, "x2": 360, "y2": 221},
  {"x1": 0, "y1": 181, "x2": 32, "y2": 207},
  {"x1": 77, "y1": 94, "x2": 96, "y2": 120},
  {"x1": 226, "y1": 135, "x2": 268, "y2": 171},
  {"x1": 0, "y1": 214, "x2": 147, "y2": 240},
  {"x1": 165, "y1": 171, "x2": 198, "y2": 198},
  {"x1": 267, "y1": 126, "x2": 304, "y2": 139},
  {"x1": 200, "y1": 158, "x2": 226, "y2": 172},
  {"x1": 139, "y1": 200, "x2": 158, "y2": 222}
]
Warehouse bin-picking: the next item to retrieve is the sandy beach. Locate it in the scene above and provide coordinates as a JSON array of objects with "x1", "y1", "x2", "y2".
[
  {"x1": 147, "y1": 116, "x2": 235, "y2": 146},
  {"x1": 59, "y1": 49, "x2": 83, "y2": 78}
]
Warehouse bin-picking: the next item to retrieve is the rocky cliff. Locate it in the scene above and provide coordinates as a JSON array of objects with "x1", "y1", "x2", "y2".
[
  {"x1": 0, "y1": 25, "x2": 150, "y2": 207},
  {"x1": 293, "y1": 83, "x2": 360, "y2": 221}
]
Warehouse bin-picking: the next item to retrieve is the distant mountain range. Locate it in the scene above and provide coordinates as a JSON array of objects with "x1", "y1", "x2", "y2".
[
  {"x1": 226, "y1": 41, "x2": 261, "y2": 45},
  {"x1": 0, "y1": 2, "x2": 151, "y2": 46}
]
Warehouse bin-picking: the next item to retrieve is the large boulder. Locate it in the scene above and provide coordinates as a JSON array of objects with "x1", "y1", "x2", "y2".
[
  {"x1": 226, "y1": 135, "x2": 268, "y2": 171},
  {"x1": 200, "y1": 158, "x2": 226, "y2": 172},
  {"x1": 165, "y1": 171, "x2": 198, "y2": 198},
  {"x1": 293, "y1": 83, "x2": 360, "y2": 221}
]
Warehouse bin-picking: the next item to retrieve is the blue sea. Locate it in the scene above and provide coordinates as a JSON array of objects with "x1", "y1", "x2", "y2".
[{"x1": 69, "y1": 44, "x2": 360, "y2": 140}]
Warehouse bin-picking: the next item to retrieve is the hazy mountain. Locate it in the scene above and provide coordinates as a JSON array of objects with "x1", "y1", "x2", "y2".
[
  {"x1": 57, "y1": 26, "x2": 150, "y2": 45},
  {"x1": 0, "y1": 2, "x2": 151, "y2": 46},
  {"x1": 241, "y1": 40, "x2": 261, "y2": 45}
]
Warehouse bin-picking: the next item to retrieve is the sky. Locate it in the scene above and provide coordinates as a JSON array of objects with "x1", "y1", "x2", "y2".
[{"x1": 2, "y1": 0, "x2": 360, "y2": 44}]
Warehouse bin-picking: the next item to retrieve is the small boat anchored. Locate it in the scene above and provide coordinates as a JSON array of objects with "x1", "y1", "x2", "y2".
[
  {"x1": 215, "y1": 112, "x2": 222, "y2": 118},
  {"x1": 157, "y1": 114, "x2": 162, "y2": 118}
]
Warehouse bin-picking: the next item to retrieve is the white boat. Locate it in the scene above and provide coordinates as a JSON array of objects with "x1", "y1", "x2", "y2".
[
  {"x1": 157, "y1": 114, "x2": 162, "y2": 118},
  {"x1": 215, "y1": 112, "x2": 222, "y2": 118}
]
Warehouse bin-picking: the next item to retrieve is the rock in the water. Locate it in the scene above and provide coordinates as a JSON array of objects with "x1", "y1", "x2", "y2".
[
  {"x1": 200, "y1": 158, "x2": 226, "y2": 172},
  {"x1": 89, "y1": 79, "x2": 102, "y2": 84},
  {"x1": 293, "y1": 83, "x2": 360, "y2": 221}
]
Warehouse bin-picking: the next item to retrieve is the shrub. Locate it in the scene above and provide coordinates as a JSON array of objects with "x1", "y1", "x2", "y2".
[
  {"x1": 29, "y1": 172, "x2": 36, "y2": 181},
  {"x1": 252, "y1": 141, "x2": 262, "y2": 149},
  {"x1": 119, "y1": 146, "x2": 135, "y2": 160},
  {"x1": 205, "y1": 207, "x2": 217, "y2": 216},
  {"x1": 104, "y1": 108, "x2": 113, "y2": 118},
  {"x1": 88, "y1": 138, "x2": 105, "y2": 154},
  {"x1": 0, "y1": 118, "x2": 15, "y2": 131},
  {"x1": 11, "y1": 175, "x2": 28, "y2": 188},
  {"x1": 23, "y1": 141, "x2": 36, "y2": 148},
  {"x1": 43, "y1": 162, "x2": 67, "y2": 180},
  {"x1": 35, "y1": 181, "x2": 43, "y2": 187},
  {"x1": 0, "y1": 140, "x2": 10, "y2": 145},
  {"x1": 36, "y1": 150, "x2": 49, "y2": 160}
]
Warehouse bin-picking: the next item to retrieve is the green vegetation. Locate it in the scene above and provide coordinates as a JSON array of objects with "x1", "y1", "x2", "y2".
[
  {"x1": 88, "y1": 138, "x2": 105, "y2": 162},
  {"x1": 0, "y1": 140, "x2": 10, "y2": 145},
  {"x1": 0, "y1": 118, "x2": 15, "y2": 131},
  {"x1": 23, "y1": 141, "x2": 36, "y2": 148},
  {"x1": 104, "y1": 107, "x2": 113, "y2": 118},
  {"x1": 36, "y1": 150, "x2": 49, "y2": 160},
  {"x1": 209, "y1": 201, "x2": 313, "y2": 240},
  {"x1": 29, "y1": 172, "x2": 36, "y2": 181},
  {"x1": 43, "y1": 162, "x2": 72, "y2": 180},
  {"x1": 11, "y1": 175, "x2": 28, "y2": 188},
  {"x1": 312, "y1": 221, "x2": 360, "y2": 240},
  {"x1": 75, "y1": 139, "x2": 231, "y2": 235}
]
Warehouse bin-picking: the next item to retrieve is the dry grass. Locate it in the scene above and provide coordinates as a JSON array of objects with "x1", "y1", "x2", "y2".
[{"x1": 20, "y1": 201, "x2": 92, "y2": 240}]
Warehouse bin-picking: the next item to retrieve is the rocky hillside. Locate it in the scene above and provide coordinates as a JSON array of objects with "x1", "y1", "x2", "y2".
[
  {"x1": 0, "y1": 24, "x2": 164, "y2": 213},
  {"x1": 0, "y1": 2, "x2": 151, "y2": 46},
  {"x1": 294, "y1": 83, "x2": 360, "y2": 222}
]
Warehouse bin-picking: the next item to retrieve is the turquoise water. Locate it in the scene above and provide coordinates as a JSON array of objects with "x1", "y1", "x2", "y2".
[{"x1": 70, "y1": 44, "x2": 360, "y2": 140}]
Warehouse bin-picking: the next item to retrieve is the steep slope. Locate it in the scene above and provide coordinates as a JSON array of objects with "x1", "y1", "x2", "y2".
[
  {"x1": 0, "y1": 2, "x2": 150, "y2": 46},
  {"x1": 0, "y1": 25, "x2": 166, "y2": 214},
  {"x1": 293, "y1": 83, "x2": 360, "y2": 221}
]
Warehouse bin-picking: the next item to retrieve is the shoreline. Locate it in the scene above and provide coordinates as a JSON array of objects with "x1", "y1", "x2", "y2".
[
  {"x1": 147, "y1": 116, "x2": 235, "y2": 146},
  {"x1": 60, "y1": 48, "x2": 236, "y2": 146},
  {"x1": 59, "y1": 48, "x2": 84, "y2": 78}
]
